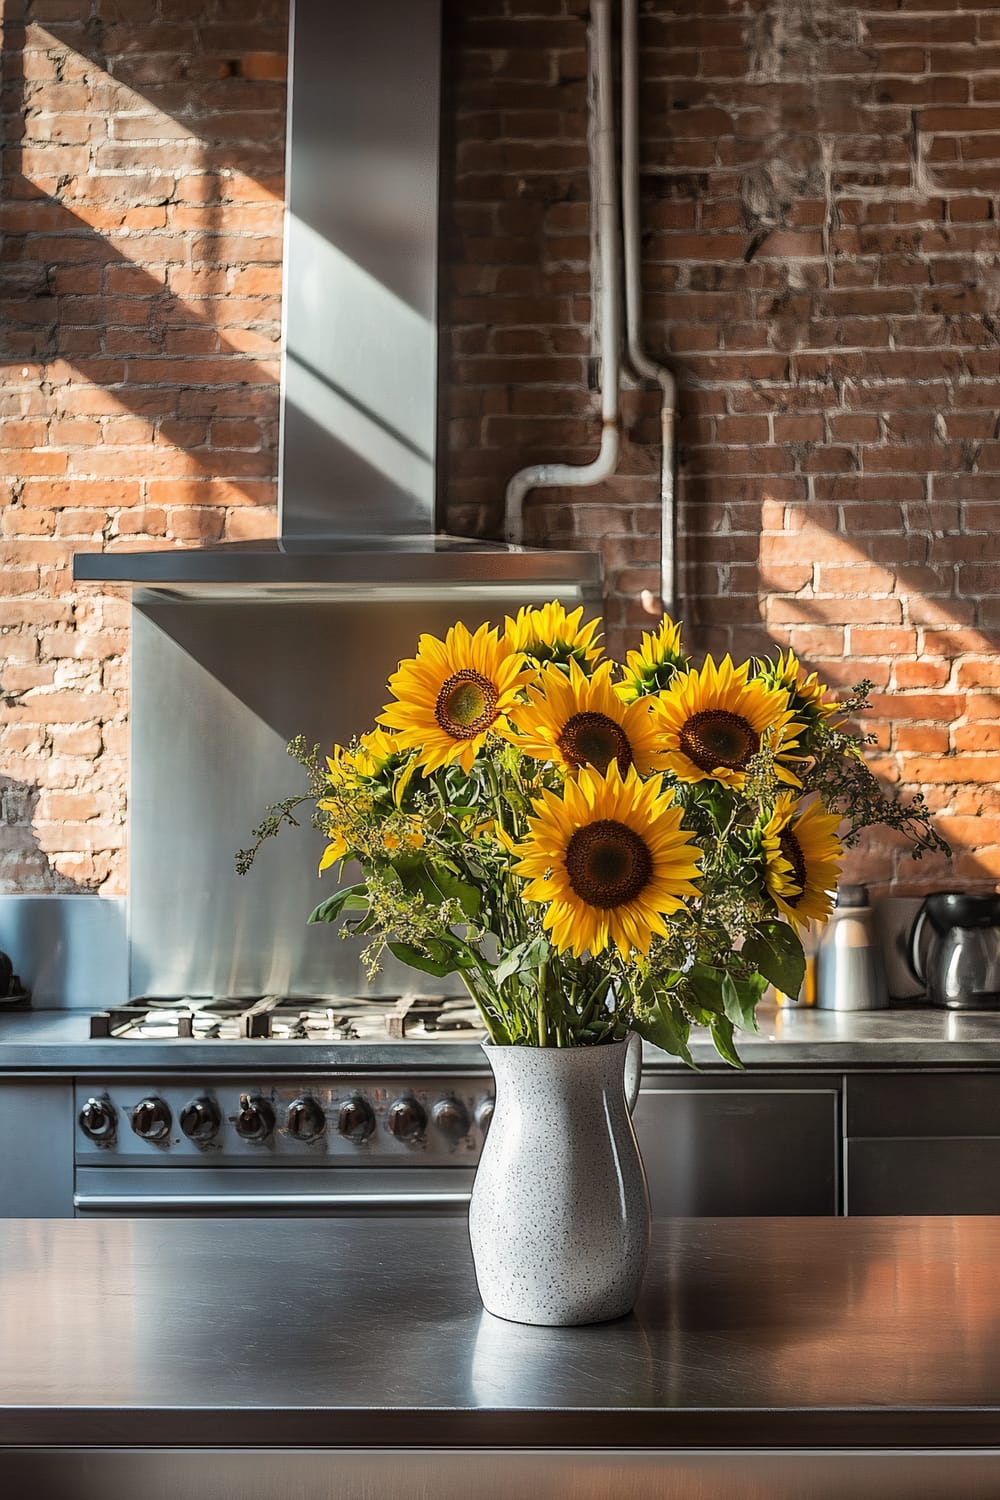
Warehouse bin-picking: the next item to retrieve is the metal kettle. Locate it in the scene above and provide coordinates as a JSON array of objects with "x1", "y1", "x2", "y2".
[{"x1": 907, "y1": 892, "x2": 1000, "y2": 1009}]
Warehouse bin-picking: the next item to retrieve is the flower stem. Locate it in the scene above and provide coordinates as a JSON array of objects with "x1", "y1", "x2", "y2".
[{"x1": 537, "y1": 956, "x2": 549, "y2": 1047}]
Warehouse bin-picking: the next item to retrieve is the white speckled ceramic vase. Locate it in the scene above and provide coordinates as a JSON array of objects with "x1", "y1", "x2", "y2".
[{"x1": 468, "y1": 1039, "x2": 650, "y2": 1327}]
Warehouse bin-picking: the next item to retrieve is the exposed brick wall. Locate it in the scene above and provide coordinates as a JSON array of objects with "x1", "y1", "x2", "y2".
[
  {"x1": 440, "y1": 0, "x2": 1000, "y2": 893},
  {"x1": 1, "y1": 0, "x2": 286, "y2": 890},
  {"x1": 2, "y1": 0, "x2": 999, "y2": 897}
]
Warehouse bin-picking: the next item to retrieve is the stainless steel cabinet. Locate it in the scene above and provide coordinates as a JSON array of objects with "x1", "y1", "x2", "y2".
[
  {"x1": 845, "y1": 1073, "x2": 1000, "y2": 1215},
  {"x1": 0, "y1": 1081, "x2": 74, "y2": 1217},
  {"x1": 633, "y1": 1077, "x2": 839, "y2": 1216}
]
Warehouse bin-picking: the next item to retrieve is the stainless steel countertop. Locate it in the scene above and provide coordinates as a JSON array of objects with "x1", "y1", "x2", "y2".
[
  {"x1": 5, "y1": 1006, "x2": 1000, "y2": 1072},
  {"x1": 3, "y1": 1215, "x2": 1000, "y2": 1448}
]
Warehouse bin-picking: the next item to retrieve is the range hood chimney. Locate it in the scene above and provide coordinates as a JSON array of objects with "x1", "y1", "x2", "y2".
[{"x1": 73, "y1": 0, "x2": 600, "y2": 598}]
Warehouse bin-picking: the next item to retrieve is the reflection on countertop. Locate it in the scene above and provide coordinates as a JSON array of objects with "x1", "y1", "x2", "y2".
[{"x1": 3, "y1": 1215, "x2": 1000, "y2": 1448}]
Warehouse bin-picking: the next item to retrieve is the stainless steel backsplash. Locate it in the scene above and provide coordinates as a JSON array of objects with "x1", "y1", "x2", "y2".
[
  {"x1": 0, "y1": 894, "x2": 126, "y2": 1008},
  {"x1": 129, "y1": 594, "x2": 571, "y2": 1000}
]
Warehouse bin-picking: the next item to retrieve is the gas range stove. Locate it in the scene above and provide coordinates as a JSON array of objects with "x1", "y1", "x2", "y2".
[
  {"x1": 89, "y1": 993, "x2": 487, "y2": 1042},
  {"x1": 75, "y1": 993, "x2": 494, "y2": 1217}
]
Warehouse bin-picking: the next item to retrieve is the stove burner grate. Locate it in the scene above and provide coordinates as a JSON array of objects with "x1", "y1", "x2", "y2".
[{"x1": 88, "y1": 993, "x2": 484, "y2": 1042}]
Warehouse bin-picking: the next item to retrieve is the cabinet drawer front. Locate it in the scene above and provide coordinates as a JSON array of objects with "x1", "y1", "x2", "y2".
[
  {"x1": 847, "y1": 1138, "x2": 1000, "y2": 1214},
  {"x1": 633, "y1": 1089, "x2": 838, "y2": 1217},
  {"x1": 846, "y1": 1074, "x2": 1000, "y2": 1138}
]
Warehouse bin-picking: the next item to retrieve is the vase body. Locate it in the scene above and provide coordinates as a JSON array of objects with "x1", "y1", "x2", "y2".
[{"x1": 468, "y1": 1039, "x2": 650, "y2": 1326}]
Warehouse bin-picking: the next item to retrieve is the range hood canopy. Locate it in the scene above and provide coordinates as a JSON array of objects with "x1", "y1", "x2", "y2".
[
  {"x1": 73, "y1": 0, "x2": 600, "y2": 596},
  {"x1": 74, "y1": 535, "x2": 601, "y2": 601}
]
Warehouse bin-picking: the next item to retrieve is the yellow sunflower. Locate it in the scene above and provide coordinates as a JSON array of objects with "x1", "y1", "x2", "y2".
[
  {"x1": 757, "y1": 649, "x2": 840, "y2": 730},
  {"x1": 324, "y1": 728, "x2": 398, "y2": 788},
  {"x1": 512, "y1": 761, "x2": 702, "y2": 959},
  {"x1": 761, "y1": 792, "x2": 843, "y2": 931},
  {"x1": 617, "y1": 614, "x2": 689, "y2": 703},
  {"x1": 354, "y1": 727, "x2": 399, "y2": 774},
  {"x1": 379, "y1": 620, "x2": 533, "y2": 774},
  {"x1": 652, "y1": 654, "x2": 802, "y2": 789},
  {"x1": 506, "y1": 657, "x2": 666, "y2": 776},
  {"x1": 503, "y1": 600, "x2": 602, "y2": 671},
  {"x1": 317, "y1": 746, "x2": 366, "y2": 871}
]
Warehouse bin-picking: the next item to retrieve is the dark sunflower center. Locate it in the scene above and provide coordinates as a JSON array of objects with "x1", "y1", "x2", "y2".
[
  {"x1": 564, "y1": 819, "x2": 653, "y2": 909},
  {"x1": 679, "y1": 709, "x2": 759, "y2": 772},
  {"x1": 557, "y1": 711, "x2": 633, "y2": 773},
  {"x1": 779, "y1": 830, "x2": 807, "y2": 906},
  {"x1": 435, "y1": 670, "x2": 500, "y2": 740}
]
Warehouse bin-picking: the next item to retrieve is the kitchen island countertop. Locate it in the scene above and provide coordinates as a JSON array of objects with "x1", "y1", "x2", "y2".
[
  {"x1": 2, "y1": 1214, "x2": 1000, "y2": 1451},
  {"x1": 4, "y1": 1004, "x2": 1000, "y2": 1070}
]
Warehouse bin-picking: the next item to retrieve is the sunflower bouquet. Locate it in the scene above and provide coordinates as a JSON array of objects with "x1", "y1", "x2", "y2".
[{"x1": 238, "y1": 601, "x2": 945, "y2": 1067}]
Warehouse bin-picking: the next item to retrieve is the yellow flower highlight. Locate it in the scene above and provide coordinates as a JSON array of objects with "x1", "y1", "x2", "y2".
[
  {"x1": 317, "y1": 731, "x2": 404, "y2": 872},
  {"x1": 762, "y1": 648, "x2": 841, "y2": 729},
  {"x1": 381, "y1": 822, "x2": 425, "y2": 854},
  {"x1": 506, "y1": 657, "x2": 666, "y2": 777},
  {"x1": 512, "y1": 761, "x2": 702, "y2": 959},
  {"x1": 355, "y1": 727, "x2": 399, "y2": 774},
  {"x1": 618, "y1": 614, "x2": 689, "y2": 703},
  {"x1": 761, "y1": 792, "x2": 843, "y2": 931},
  {"x1": 652, "y1": 654, "x2": 802, "y2": 789},
  {"x1": 379, "y1": 620, "x2": 533, "y2": 774},
  {"x1": 503, "y1": 601, "x2": 602, "y2": 670},
  {"x1": 318, "y1": 833, "x2": 349, "y2": 872},
  {"x1": 324, "y1": 728, "x2": 397, "y2": 789}
]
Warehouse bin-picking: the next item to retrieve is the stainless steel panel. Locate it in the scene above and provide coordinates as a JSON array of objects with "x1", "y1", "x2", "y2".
[
  {"x1": 0, "y1": 1081, "x2": 73, "y2": 1216},
  {"x1": 846, "y1": 1138, "x2": 1000, "y2": 1214},
  {"x1": 845, "y1": 1072, "x2": 1000, "y2": 1136},
  {"x1": 6, "y1": 1449, "x2": 1000, "y2": 1500},
  {"x1": 73, "y1": 1077, "x2": 490, "y2": 1163},
  {"x1": 75, "y1": 1163, "x2": 473, "y2": 1194},
  {"x1": 0, "y1": 894, "x2": 126, "y2": 1009},
  {"x1": 632, "y1": 1085, "x2": 838, "y2": 1215},
  {"x1": 74, "y1": 1165, "x2": 475, "y2": 1215},
  {"x1": 130, "y1": 595, "x2": 570, "y2": 999},
  {"x1": 281, "y1": 0, "x2": 440, "y2": 537}
]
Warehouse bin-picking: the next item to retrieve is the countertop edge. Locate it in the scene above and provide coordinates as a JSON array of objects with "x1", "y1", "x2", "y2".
[{"x1": 5, "y1": 1405, "x2": 1000, "y2": 1450}]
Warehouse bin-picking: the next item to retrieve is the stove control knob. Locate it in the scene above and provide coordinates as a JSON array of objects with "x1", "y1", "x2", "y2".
[
  {"x1": 79, "y1": 1096, "x2": 116, "y2": 1142},
  {"x1": 387, "y1": 1096, "x2": 426, "y2": 1141},
  {"x1": 432, "y1": 1097, "x2": 470, "y2": 1141},
  {"x1": 338, "y1": 1096, "x2": 375, "y2": 1142},
  {"x1": 286, "y1": 1096, "x2": 325, "y2": 1142},
  {"x1": 180, "y1": 1097, "x2": 221, "y2": 1142},
  {"x1": 476, "y1": 1098, "x2": 494, "y2": 1135},
  {"x1": 131, "y1": 1096, "x2": 171, "y2": 1142},
  {"x1": 235, "y1": 1093, "x2": 274, "y2": 1142}
]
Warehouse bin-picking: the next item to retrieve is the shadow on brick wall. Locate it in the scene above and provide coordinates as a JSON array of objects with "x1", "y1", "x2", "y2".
[
  {"x1": 0, "y1": 777, "x2": 94, "y2": 893},
  {"x1": 1, "y1": 1, "x2": 285, "y2": 507}
]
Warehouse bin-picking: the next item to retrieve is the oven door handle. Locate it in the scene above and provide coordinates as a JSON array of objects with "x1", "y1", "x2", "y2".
[{"x1": 74, "y1": 1189, "x2": 473, "y2": 1212}]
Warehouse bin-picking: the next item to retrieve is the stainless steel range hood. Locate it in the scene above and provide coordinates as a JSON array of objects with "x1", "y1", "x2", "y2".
[{"x1": 73, "y1": 0, "x2": 600, "y2": 598}]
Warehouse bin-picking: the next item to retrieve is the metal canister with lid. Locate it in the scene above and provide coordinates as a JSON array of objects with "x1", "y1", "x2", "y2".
[{"x1": 816, "y1": 884, "x2": 889, "y2": 1011}]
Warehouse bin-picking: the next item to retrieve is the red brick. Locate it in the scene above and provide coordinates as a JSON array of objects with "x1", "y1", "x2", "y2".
[{"x1": 895, "y1": 726, "x2": 951, "y2": 754}]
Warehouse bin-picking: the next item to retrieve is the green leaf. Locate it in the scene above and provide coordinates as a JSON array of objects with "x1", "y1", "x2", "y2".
[
  {"x1": 307, "y1": 883, "x2": 368, "y2": 925},
  {"x1": 742, "y1": 921, "x2": 806, "y2": 1000},
  {"x1": 634, "y1": 994, "x2": 694, "y2": 1068},
  {"x1": 386, "y1": 940, "x2": 460, "y2": 979},
  {"x1": 710, "y1": 1013, "x2": 744, "y2": 1070},
  {"x1": 433, "y1": 868, "x2": 482, "y2": 920},
  {"x1": 721, "y1": 971, "x2": 766, "y2": 1033},
  {"x1": 492, "y1": 934, "x2": 549, "y2": 989},
  {"x1": 686, "y1": 962, "x2": 727, "y2": 1015},
  {"x1": 396, "y1": 862, "x2": 482, "y2": 921}
]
